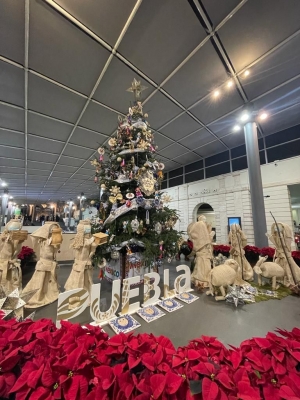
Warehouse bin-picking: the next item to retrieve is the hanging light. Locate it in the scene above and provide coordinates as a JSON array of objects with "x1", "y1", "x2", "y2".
[
  {"x1": 259, "y1": 112, "x2": 268, "y2": 120},
  {"x1": 233, "y1": 125, "x2": 241, "y2": 132}
]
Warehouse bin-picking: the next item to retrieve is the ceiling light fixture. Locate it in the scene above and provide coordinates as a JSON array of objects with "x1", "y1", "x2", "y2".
[
  {"x1": 240, "y1": 113, "x2": 250, "y2": 122},
  {"x1": 1, "y1": 181, "x2": 7, "y2": 187},
  {"x1": 244, "y1": 70, "x2": 250, "y2": 77},
  {"x1": 233, "y1": 125, "x2": 241, "y2": 132},
  {"x1": 259, "y1": 112, "x2": 268, "y2": 120},
  {"x1": 227, "y1": 80, "x2": 233, "y2": 88},
  {"x1": 213, "y1": 90, "x2": 220, "y2": 98}
]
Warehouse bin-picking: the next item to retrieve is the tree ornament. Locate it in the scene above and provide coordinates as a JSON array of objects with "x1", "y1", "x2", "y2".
[
  {"x1": 131, "y1": 217, "x2": 139, "y2": 233},
  {"x1": 108, "y1": 137, "x2": 117, "y2": 147},
  {"x1": 121, "y1": 159, "x2": 125, "y2": 167},
  {"x1": 111, "y1": 249, "x2": 119, "y2": 260},
  {"x1": 117, "y1": 157, "x2": 122, "y2": 162},
  {"x1": 138, "y1": 170, "x2": 156, "y2": 196},
  {"x1": 135, "y1": 187, "x2": 143, "y2": 197},
  {"x1": 154, "y1": 222, "x2": 162, "y2": 235},
  {"x1": 98, "y1": 147, "x2": 105, "y2": 161},
  {"x1": 94, "y1": 176, "x2": 98, "y2": 183},
  {"x1": 123, "y1": 221, "x2": 128, "y2": 232}
]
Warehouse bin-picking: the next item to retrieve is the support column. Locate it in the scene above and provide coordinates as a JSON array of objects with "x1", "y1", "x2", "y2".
[
  {"x1": 244, "y1": 122, "x2": 268, "y2": 247},
  {"x1": 0, "y1": 195, "x2": 8, "y2": 230}
]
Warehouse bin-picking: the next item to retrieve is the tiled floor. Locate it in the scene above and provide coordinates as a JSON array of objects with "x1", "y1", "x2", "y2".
[{"x1": 22, "y1": 259, "x2": 300, "y2": 348}]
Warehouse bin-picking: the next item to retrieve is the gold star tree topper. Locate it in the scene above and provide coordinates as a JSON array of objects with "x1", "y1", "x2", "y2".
[{"x1": 127, "y1": 78, "x2": 147, "y2": 100}]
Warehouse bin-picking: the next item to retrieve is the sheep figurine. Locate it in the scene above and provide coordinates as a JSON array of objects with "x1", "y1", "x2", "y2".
[
  {"x1": 206, "y1": 259, "x2": 240, "y2": 301},
  {"x1": 253, "y1": 255, "x2": 285, "y2": 290}
]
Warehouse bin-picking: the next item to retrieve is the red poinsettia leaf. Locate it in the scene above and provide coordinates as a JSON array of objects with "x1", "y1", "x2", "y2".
[
  {"x1": 134, "y1": 395, "x2": 150, "y2": 400},
  {"x1": 253, "y1": 337, "x2": 271, "y2": 349},
  {"x1": 289, "y1": 351, "x2": 300, "y2": 361},
  {"x1": 28, "y1": 365, "x2": 44, "y2": 389},
  {"x1": 136, "y1": 378, "x2": 151, "y2": 394},
  {"x1": 237, "y1": 381, "x2": 261, "y2": 400},
  {"x1": 187, "y1": 349, "x2": 201, "y2": 361},
  {"x1": 64, "y1": 375, "x2": 80, "y2": 400},
  {"x1": 285, "y1": 373, "x2": 300, "y2": 396},
  {"x1": 128, "y1": 355, "x2": 141, "y2": 370},
  {"x1": 271, "y1": 349, "x2": 285, "y2": 363},
  {"x1": 29, "y1": 386, "x2": 51, "y2": 400},
  {"x1": 0, "y1": 348, "x2": 20, "y2": 371},
  {"x1": 271, "y1": 357, "x2": 286, "y2": 375},
  {"x1": 165, "y1": 371, "x2": 182, "y2": 394},
  {"x1": 41, "y1": 363, "x2": 55, "y2": 387},
  {"x1": 230, "y1": 351, "x2": 242, "y2": 369},
  {"x1": 192, "y1": 362, "x2": 215, "y2": 376},
  {"x1": 172, "y1": 355, "x2": 186, "y2": 368},
  {"x1": 278, "y1": 385, "x2": 299, "y2": 400},
  {"x1": 4, "y1": 372, "x2": 16, "y2": 388},
  {"x1": 262, "y1": 354, "x2": 272, "y2": 372},
  {"x1": 246, "y1": 350, "x2": 263, "y2": 367},
  {"x1": 142, "y1": 355, "x2": 155, "y2": 371},
  {"x1": 263, "y1": 384, "x2": 281, "y2": 400},
  {"x1": 14, "y1": 386, "x2": 31, "y2": 400},
  {"x1": 150, "y1": 374, "x2": 166, "y2": 399},
  {"x1": 216, "y1": 372, "x2": 234, "y2": 390},
  {"x1": 153, "y1": 347, "x2": 164, "y2": 365},
  {"x1": 10, "y1": 371, "x2": 30, "y2": 393},
  {"x1": 202, "y1": 377, "x2": 219, "y2": 400}
]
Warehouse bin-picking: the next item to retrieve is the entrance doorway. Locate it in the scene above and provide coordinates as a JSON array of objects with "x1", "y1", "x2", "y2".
[{"x1": 196, "y1": 203, "x2": 216, "y2": 241}]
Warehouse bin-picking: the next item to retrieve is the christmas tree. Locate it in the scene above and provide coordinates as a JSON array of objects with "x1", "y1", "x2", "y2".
[{"x1": 91, "y1": 79, "x2": 182, "y2": 279}]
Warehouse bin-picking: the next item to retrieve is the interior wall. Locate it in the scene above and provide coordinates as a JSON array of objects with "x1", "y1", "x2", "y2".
[{"x1": 167, "y1": 156, "x2": 300, "y2": 247}]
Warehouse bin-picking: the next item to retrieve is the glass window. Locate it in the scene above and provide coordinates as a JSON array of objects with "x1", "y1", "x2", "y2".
[
  {"x1": 185, "y1": 159, "x2": 204, "y2": 173},
  {"x1": 169, "y1": 167, "x2": 183, "y2": 179},
  {"x1": 266, "y1": 125, "x2": 300, "y2": 148},
  {"x1": 232, "y1": 157, "x2": 247, "y2": 172},
  {"x1": 267, "y1": 140, "x2": 300, "y2": 162},
  {"x1": 206, "y1": 162, "x2": 230, "y2": 178},
  {"x1": 161, "y1": 180, "x2": 168, "y2": 189},
  {"x1": 231, "y1": 144, "x2": 246, "y2": 158},
  {"x1": 169, "y1": 176, "x2": 183, "y2": 188},
  {"x1": 205, "y1": 151, "x2": 229, "y2": 167},
  {"x1": 185, "y1": 169, "x2": 204, "y2": 183}
]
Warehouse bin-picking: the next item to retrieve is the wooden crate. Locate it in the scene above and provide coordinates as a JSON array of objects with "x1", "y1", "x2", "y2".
[
  {"x1": 93, "y1": 232, "x2": 108, "y2": 246},
  {"x1": 12, "y1": 230, "x2": 28, "y2": 241}
]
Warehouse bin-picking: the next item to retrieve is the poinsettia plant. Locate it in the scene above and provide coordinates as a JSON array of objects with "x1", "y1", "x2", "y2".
[
  {"x1": 213, "y1": 245, "x2": 230, "y2": 257},
  {"x1": 17, "y1": 246, "x2": 36, "y2": 268},
  {"x1": 1, "y1": 316, "x2": 300, "y2": 399},
  {"x1": 260, "y1": 247, "x2": 276, "y2": 260}
]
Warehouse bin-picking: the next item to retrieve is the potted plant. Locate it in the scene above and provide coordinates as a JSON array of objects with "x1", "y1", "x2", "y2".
[
  {"x1": 292, "y1": 250, "x2": 300, "y2": 267},
  {"x1": 260, "y1": 246, "x2": 276, "y2": 262},
  {"x1": 244, "y1": 245, "x2": 260, "y2": 264},
  {"x1": 17, "y1": 246, "x2": 36, "y2": 269}
]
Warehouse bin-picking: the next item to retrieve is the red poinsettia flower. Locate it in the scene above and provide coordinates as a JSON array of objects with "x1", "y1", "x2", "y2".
[{"x1": 260, "y1": 247, "x2": 275, "y2": 259}]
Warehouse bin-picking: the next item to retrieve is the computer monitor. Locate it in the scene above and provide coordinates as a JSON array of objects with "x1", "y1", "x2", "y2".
[{"x1": 228, "y1": 217, "x2": 242, "y2": 230}]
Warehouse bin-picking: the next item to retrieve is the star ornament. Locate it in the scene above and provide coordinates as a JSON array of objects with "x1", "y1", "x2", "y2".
[
  {"x1": 0, "y1": 286, "x2": 37, "y2": 320},
  {"x1": 225, "y1": 285, "x2": 245, "y2": 307},
  {"x1": 127, "y1": 78, "x2": 147, "y2": 100}
]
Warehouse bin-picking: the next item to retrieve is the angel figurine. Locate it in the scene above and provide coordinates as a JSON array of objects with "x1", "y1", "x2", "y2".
[
  {"x1": 267, "y1": 222, "x2": 300, "y2": 288},
  {"x1": 64, "y1": 220, "x2": 98, "y2": 309},
  {"x1": 187, "y1": 220, "x2": 213, "y2": 288},
  {"x1": 0, "y1": 219, "x2": 26, "y2": 293},
  {"x1": 228, "y1": 223, "x2": 253, "y2": 283},
  {"x1": 23, "y1": 222, "x2": 62, "y2": 308}
]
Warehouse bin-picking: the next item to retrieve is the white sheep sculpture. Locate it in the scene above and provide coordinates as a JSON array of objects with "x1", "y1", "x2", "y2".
[
  {"x1": 253, "y1": 255, "x2": 285, "y2": 290},
  {"x1": 206, "y1": 259, "x2": 240, "y2": 301}
]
